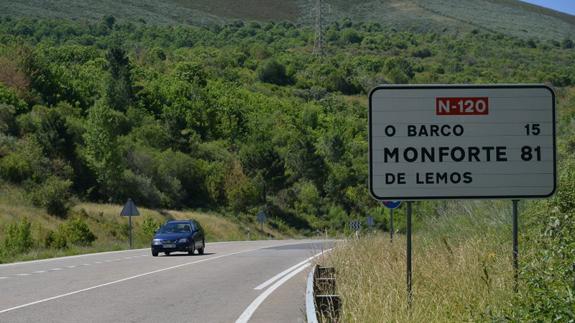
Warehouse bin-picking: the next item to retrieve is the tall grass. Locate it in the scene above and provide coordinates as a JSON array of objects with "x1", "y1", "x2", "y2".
[
  {"x1": 326, "y1": 200, "x2": 516, "y2": 322},
  {"x1": 0, "y1": 195, "x2": 295, "y2": 264}
]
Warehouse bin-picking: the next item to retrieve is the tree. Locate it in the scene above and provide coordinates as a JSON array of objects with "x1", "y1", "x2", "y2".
[
  {"x1": 105, "y1": 46, "x2": 133, "y2": 111},
  {"x1": 257, "y1": 60, "x2": 292, "y2": 85},
  {"x1": 82, "y1": 100, "x2": 124, "y2": 200}
]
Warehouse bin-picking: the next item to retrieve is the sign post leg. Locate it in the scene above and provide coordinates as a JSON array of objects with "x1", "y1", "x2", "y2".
[
  {"x1": 129, "y1": 215, "x2": 133, "y2": 250},
  {"x1": 406, "y1": 202, "x2": 413, "y2": 308},
  {"x1": 390, "y1": 208, "x2": 394, "y2": 243},
  {"x1": 512, "y1": 200, "x2": 519, "y2": 292}
]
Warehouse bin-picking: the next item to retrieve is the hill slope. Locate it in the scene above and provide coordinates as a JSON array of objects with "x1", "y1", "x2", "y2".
[{"x1": 0, "y1": 0, "x2": 574, "y2": 39}]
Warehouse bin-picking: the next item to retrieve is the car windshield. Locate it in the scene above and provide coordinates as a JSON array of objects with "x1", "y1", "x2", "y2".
[{"x1": 158, "y1": 223, "x2": 191, "y2": 233}]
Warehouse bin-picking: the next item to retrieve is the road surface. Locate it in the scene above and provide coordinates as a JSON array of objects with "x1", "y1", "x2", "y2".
[{"x1": 0, "y1": 239, "x2": 334, "y2": 323}]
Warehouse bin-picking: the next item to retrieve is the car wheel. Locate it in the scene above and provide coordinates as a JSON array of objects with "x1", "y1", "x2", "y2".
[
  {"x1": 165, "y1": 252, "x2": 170, "y2": 256},
  {"x1": 198, "y1": 240, "x2": 205, "y2": 255},
  {"x1": 188, "y1": 242, "x2": 195, "y2": 256},
  {"x1": 152, "y1": 250, "x2": 158, "y2": 257}
]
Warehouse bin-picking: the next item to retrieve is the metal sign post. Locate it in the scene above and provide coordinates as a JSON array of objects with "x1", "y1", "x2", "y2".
[
  {"x1": 512, "y1": 200, "x2": 519, "y2": 292},
  {"x1": 257, "y1": 210, "x2": 266, "y2": 232},
  {"x1": 120, "y1": 198, "x2": 140, "y2": 249},
  {"x1": 368, "y1": 84, "x2": 557, "y2": 307},
  {"x1": 366, "y1": 216, "x2": 374, "y2": 230},
  {"x1": 390, "y1": 208, "x2": 394, "y2": 243},
  {"x1": 406, "y1": 202, "x2": 413, "y2": 308},
  {"x1": 382, "y1": 201, "x2": 401, "y2": 243}
]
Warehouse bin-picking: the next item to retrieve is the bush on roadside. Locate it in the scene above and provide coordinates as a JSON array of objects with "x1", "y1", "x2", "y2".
[
  {"x1": 61, "y1": 217, "x2": 96, "y2": 246},
  {"x1": 28, "y1": 176, "x2": 73, "y2": 217},
  {"x1": 2, "y1": 217, "x2": 34, "y2": 255}
]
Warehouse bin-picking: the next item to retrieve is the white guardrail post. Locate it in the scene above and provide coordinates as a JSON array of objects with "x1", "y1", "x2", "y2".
[{"x1": 306, "y1": 265, "x2": 320, "y2": 323}]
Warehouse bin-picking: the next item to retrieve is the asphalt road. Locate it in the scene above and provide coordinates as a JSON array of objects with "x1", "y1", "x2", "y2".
[{"x1": 0, "y1": 239, "x2": 333, "y2": 323}]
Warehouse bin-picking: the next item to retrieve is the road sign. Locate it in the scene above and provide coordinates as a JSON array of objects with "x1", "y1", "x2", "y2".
[
  {"x1": 257, "y1": 210, "x2": 266, "y2": 224},
  {"x1": 366, "y1": 216, "x2": 374, "y2": 227},
  {"x1": 369, "y1": 84, "x2": 556, "y2": 200},
  {"x1": 382, "y1": 201, "x2": 402, "y2": 209},
  {"x1": 120, "y1": 198, "x2": 139, "y2": 250},
  {"x1": 120, "y1": 198, "x2": 140, "y2": 216},
  {"x1": 350, "y1": 220, "x2": 360, "y2": 231}
]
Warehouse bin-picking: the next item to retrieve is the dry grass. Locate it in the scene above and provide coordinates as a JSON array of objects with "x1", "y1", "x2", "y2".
[
  {"x1": 326, "y1": 201, "x2": 516, "y2": 322},
  {"x1": 0, "y1": 186, "x2": 291, "y2": 263},
  {"x1": 328, "y1": 235, "x2": 514, "y2": 322}
]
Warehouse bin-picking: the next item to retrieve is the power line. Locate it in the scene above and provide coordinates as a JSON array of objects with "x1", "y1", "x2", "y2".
[{"x1": 313, "y1": 0, "x2": 324, "y2": 56}]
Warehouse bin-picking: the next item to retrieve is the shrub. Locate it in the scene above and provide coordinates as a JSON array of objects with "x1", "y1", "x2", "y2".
[
  {"x1": 43, "y1": 229, "x2": 68, "y2": 249},
  {"x1": 2, "y1": 217, "x2": 34, "y2": 255},
  {"x1": 28, "y1": 176, "x2": 73, "y2": 217},
  {"x1": 257, "y1": 60, "x2": 292, "y2": 85},
  {"x1": 62, "y1": 217, "x2": 96, "y2": 246},
  {"x1": 341, "y1": 28, "x2": 363, "y2": 44},
  {"x1": 140, "y1": 215, "x2": 161, "y2": 238},
  {"x1": 174, "y1": 62, "x2": 207, "y2": 87},
  {"x1": 0, "y1": 84, "x2": 27, "y2": 114}
]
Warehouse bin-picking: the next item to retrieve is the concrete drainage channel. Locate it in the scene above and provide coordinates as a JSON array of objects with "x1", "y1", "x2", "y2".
[{"x1": 306, "y1": 265, "x2": 341, "y2": 323}]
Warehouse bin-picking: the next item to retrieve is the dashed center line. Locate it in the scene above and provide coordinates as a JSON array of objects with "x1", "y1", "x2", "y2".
[{"x1": 2, "y1": 253, "x2": 153, "y2": 280}]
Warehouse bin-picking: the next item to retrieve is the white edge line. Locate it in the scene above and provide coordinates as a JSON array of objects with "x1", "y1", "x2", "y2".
[
  {"x1": 254, "y1": 249, "x2": 333, "y2": 290},
  {"x1": 0, "y1": 250, "x2": 254, "y2": 315},
  {"x1": 0, "y1": 241, "x2": 313, "y2": 315},
  {"x1": 0, "y1": 240, "x2": 276, "y2": 269},
  {"x1": 236, "y1": 262, "x2": 311, "y2": 323}
]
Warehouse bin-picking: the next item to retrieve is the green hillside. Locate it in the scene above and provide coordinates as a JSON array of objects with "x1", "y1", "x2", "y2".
[{"x1": 0, "y1": 0, "x2": 574, "y2": 39}]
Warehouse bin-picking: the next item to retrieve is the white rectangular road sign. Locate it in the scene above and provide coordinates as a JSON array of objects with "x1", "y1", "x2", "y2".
[{"x1": 369, "y1": 85, "x2": 556, "y2": 200}]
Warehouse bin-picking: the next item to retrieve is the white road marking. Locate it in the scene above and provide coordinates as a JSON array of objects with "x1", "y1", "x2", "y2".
[
  {"x1": 254, "y1": 250, "x2": 329, "y2": 290},
  {"x1": 0, "y1": 277, "x2": 7, "y2": 280},
  {"x1": 236, "y1": 262, "x2": 312, "y2": 323},
  {"x1": 0, "y1": 240, "x2": 295, "y2": 269},
  {"x1": 66, "y1": 266, "x2": 76, "y2": 269},
  {"x1": 50, "y1": 268, "x2": 62, "y2": 271},
  {"x1": 16, "y1": 274, "x2": 30, "y2": 277},
  {"x1": 0, "y1": 243, "x2": 302, "y2": 315},
  {"x1": 0, "y1": 248, "x2": 149, "y2": 268},
  {"x1": 32, "y1": 271, "x2": 46, "y2": 274},
  {"x1": 81, "y1": 264, "x2": 90, "y2": 266}
]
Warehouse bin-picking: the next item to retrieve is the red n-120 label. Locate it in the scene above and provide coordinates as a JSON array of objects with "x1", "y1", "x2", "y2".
[{"x1": 436, "y1": 97, "x2": 489, "y2": 115}]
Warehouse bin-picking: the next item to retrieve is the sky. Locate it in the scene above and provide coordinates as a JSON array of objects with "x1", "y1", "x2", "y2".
[{"x1": 520, "y1": 0, "x2": 575, "y2": 15}]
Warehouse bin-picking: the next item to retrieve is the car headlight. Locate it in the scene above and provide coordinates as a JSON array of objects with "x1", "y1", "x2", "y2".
[
  {"x1": 152, "y1": 239, "x2": 162, "y2": 245},
  {"x1": 177, "y1": 238, "x2": 188, "y2": 243}
]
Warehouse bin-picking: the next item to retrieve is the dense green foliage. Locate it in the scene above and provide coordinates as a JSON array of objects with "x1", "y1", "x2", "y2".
[
  {"x1": 0, "y1": 17, "x2": 574, "y2": 233},
  {"x1": 0, "y1": 13, "x2": 573, "y2": 320},
  {"x1": 1, "y1": 0, "x2": 575, "y2": 40},
  {"x1": 508, "y1": 89, "x2": 575, "y2": 321}
]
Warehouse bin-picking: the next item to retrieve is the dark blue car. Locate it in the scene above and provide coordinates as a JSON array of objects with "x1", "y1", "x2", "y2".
[{"x1": 151, "y1": 220, "x2": 205, "y2": 257}]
